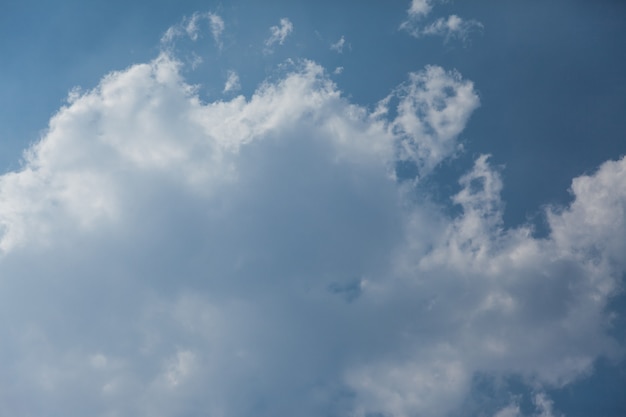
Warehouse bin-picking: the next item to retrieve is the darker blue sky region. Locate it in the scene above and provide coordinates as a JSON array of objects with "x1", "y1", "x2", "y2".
[{"x1": 1, "y1": 1, "x2": 625, "y2": 415}]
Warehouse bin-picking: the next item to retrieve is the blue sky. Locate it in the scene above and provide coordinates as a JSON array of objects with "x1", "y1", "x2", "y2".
[{"x1": 1, "y1": 1, "x2": 625, "y2": 416}]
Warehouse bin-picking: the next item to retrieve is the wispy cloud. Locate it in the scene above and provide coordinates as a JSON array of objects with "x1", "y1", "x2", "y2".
[
  {"x1": 265, "y1": 18, "x2": 293, "y2": 49},
  {"x1": 161, "y1": 12, "x2": 225, "y2": 49},
  {"x1": 207, "y1": 13, "x2": 225, "y2": 47},
  {"x1": 400, "y1": 0, "x2": 482, "y2": 42},
  {"x1": 223, "y1": 70, "x2": 241, "y2": 93},
  {"x1": 330, "y1": 35, "x2": 347, "y2": 53},
  {"x1": 422, "y1": 14, "x2": 483, "y2": 42},
  {"x1": 185, "y1": 12, "x2": 204, "y2": 41},
  {"x1": 408, "y1": 0, "x2": 433, "y2": 18}
]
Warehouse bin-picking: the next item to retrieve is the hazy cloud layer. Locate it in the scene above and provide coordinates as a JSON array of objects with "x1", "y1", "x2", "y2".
[{"x1": 0, "y1": 42, "x2": 624, "y2": 417}]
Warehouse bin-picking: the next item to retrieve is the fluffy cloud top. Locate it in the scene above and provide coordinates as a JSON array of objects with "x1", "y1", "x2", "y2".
[{"x1": 0, "y1": 46, "x2": 624, "y2": 417}]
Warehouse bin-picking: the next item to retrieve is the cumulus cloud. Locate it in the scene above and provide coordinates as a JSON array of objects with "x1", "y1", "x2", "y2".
[
  {"x1": 0, "y1": 44, "x2": 624, "y2": 417},
  {"x1": 400, "y1": 0, "x2": 482, "y2": 42},
  {"x1": 265, "y1": 18, "x2": 293, "y2": 49}
]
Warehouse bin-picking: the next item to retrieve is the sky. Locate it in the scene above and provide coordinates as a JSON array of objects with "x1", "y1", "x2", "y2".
[{"x1": 0, "y1": 1, "x2": 625, "y2": 416}]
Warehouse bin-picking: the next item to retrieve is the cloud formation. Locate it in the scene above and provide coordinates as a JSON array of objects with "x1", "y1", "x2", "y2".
[
  {"x1": 265, "y1": 18, "x2": 294, "y2": 49},
  {"x1": 400, "y1": 0, "x2": 482, "y2": 42},
  {"x1": 0, "y1": 44, "x2": 624, "y2": 417},
  {"x1": 407, "y1": 0, "x2": 433, "y2": 18},
  {"x1": 161, "y1": 12, "x2": 225, "y2": 48},
  {"x1": 223, "y1": 70, "x2": 241, "y2": 93},
  {"x1": 330, "y1": 36, "x2": 347, "y2": 53}
]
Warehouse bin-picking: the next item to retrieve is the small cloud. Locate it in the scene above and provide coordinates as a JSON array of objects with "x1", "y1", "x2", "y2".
[
  {"x1": 207, "y1": 13, "x2": 225, "y2": 48},
  {"x1": 400, "y1": 0, "x2": 482, "y2": 43},
  {"x1": 408, "y1": 0, "x2": 433, "y2": 18},
  {"x1": 422, "y1": 15, "x2": 483, "y2": 42},
  {"x1": 532, "y1": 393, "x2": 562, "y2": 417},
  {"x1": 333, "y1": 66, "x2": 344, "y2": 75},
  {"x1": 330, "y1": 36, "x2": 347, "y2": 53},
  {"x1": 162, "y1": 12, "x2": 225, "y2": 49},
  {"x1": 265, "y1": 18, "x2": 293, "y2": 49},
  {"x1": 185, "y1": 12, "x2": 203, "y2": 41},
  {"x1": 160, "y1": 25, "x2": 183, "y2": 46},
  {"x1": 223, "y1": 70, "x2": 241, "y2": 93},
  {"x1": 189, "y1": 52, "x2": 203, "y2": 70}
]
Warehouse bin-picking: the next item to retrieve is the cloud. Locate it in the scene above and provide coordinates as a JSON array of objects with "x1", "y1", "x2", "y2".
[
  {"x1": 408, "y1": 0, "x2": 433, "y2": 18},
  {"x1": 161, "y1": 12, "x2": 225, "y2": 48},
  {"x1": 185, "y1": 12, "x2": 204, "y2": 41},
  {"x1": 330, "y1": 36, "x2": 347, "y2": 53},
  {"x1": 207, "y1": 13, "x2": 225, "y2": 47},
  {"x1": 493, "y1": 393, "x2": 563, "y2": 417},
  {"x1": 0, "y1": 46, "x2": 624, "y2": 417},
  {"x1": 422, "y1": 15, "x2": 484, "y2": 42},
  {"x1": 265, "y1": 18, "x2": 293, "y2": 49},
  {"x1": 494, "y1": 404, "x2": 523, "y2": 417},
  {"x1": 390, "y1": 65, "x2": 480, "y2": 176},
  {"x1": 223, "y1": 70, "x2": 241, "y2": 93},
  {"x1": 400, "y1": 0, "x2": 482, "y2": 42}
]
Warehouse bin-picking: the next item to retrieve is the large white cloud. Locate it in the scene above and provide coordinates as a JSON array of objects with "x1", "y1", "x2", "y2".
[{"x1": 0, "y1": 46, "x2": 624, "y2": 417}]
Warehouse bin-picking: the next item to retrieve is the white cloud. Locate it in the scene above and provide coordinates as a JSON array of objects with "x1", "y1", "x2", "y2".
[
  {"x1": 265, "y1": 18, "x2": 293, "y2": 49},
  {"x1": 223, "y1": 70, "x2": 241, "y2": 93},
  {"x1": 408, "y1": 0, "x2": 433, "y2": 18},
  {"x1": 185, "y1": 12, "x2": 203, "y2": 41},
  {"x1": 422, "y1": 15, "x2": 484, "y2": 42},
  {"x1": 0, "y1": 47, "x2": 624, "y2": 417},
  {"x1": 391, "y1": 65, "x2": 480, "y2": 176},
  {"x1": 207, "y1": 13, "x2": 225, "y2": 48},
  {"x1": 161, "y1": 12, "x2": 225, "y2": 48},
  {"x1": 160, "y1": 25, "x2": 182, "y2": 45},
  {"x1": 400, "y1": 0, "x2": 482, "y2": 42},
  {"x1": 330, "y1": 36, "x2": 347, "y2": 53}
]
